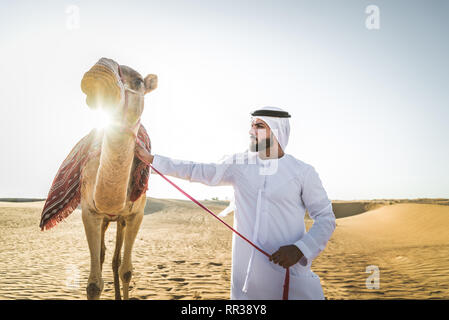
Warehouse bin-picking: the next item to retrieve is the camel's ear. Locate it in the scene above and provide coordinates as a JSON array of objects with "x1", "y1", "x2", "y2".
[{"x1": 144, "y1": 74, "x2": 158, "y2": 94}]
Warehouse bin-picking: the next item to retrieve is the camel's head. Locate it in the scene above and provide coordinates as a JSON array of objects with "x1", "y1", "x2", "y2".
[{"x1": 81, "y1": 58, "x2": 157, "y2": 129}]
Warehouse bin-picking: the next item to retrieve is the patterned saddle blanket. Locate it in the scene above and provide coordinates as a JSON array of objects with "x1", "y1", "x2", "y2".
[{"x1": 39, "y1": 125, "x2": 151, "y2": 230}]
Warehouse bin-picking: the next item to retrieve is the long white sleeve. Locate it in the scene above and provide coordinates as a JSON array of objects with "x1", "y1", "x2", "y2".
[
  {"x1": 152, "y1": 154, "x2": 234, "y2": 186},
  {"x1": 294, "y1": 166, "x2": 336, "y2": 263}
]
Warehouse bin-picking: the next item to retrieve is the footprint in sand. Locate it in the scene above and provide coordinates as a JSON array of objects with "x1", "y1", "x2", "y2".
[
  {"x1": 157, "y1": 264, "x2": 166, "y2": 269},
  {"x1": 208, "y1": 262, "x2": 223, "y2": 266},
  {"x1": 173, "y1": 260, "x2": 186, "y2": 264}
]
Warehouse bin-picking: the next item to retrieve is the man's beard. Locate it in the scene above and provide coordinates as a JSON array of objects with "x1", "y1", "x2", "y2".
[{"x1": 249, "y1": 137, "x2": 273, "y2": 152}]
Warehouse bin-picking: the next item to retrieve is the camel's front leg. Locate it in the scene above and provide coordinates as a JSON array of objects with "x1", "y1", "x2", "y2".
[
  {"x1": 100, "y1": 219, "x2": 110, "y2": 271},
  {"x1": 120, "y1": 211, "x2": 143, "y2": 300},
  {"x1": 112, "y1": 217, "x2": 125, "y2": 300},
  {"x1": 82, "y1": 208, "x2": 104, "y2": 300}
]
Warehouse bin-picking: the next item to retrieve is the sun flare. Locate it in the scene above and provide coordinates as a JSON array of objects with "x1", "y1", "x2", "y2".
[{"x1": 92, "y1": 109, "x2": 114, "y2": 129}]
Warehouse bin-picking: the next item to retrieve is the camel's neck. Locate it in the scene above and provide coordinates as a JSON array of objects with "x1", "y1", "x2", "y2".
[{"x1": 93, "y1": 127, "x2": 136, "y2": 213}]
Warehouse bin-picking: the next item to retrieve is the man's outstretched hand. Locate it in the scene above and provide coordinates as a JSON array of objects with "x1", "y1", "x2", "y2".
[
  {"x1": 270, "y1": 245, "x2": 304, "y2": 269},
  {"x1": 135, "y1": 143, "x2": 154, "y2": 165}
]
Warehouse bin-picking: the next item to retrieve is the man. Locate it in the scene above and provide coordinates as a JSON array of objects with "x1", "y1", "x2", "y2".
[{"x1": 136, "y1": 106, "x2": 336, "y2": 299}]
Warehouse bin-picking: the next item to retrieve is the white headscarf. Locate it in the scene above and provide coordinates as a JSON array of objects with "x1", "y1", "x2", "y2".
[
  {"x1": 251, "y1": 106, "x2": 291, "y2": 152},
  {"x1": 218, "y1": 106, "x2": 291, "y2": 218}
]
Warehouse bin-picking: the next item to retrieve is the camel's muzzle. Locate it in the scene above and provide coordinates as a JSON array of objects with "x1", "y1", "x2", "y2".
[{"x1": 81, "y1": 63, "x2": 123, "y2": 110}]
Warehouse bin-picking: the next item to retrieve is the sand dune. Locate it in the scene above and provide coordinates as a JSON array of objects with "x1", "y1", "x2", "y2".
[
  {"x1": 331, "y1": 198, "x2": 449, "y2": 219},
  {"x1": 0, "y1": 199, "x2": 448, "y2": 299},
  {"x1": 314, "y1": 203, "x2": 449, "y2": 299},
  {"x1": 337, "y1": 203, "x2": 449, "y2": 245}
]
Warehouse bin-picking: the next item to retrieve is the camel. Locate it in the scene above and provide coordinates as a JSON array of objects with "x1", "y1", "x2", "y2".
[{"x1": 79, "y1": 61, "x2": 157, "y2": 300}]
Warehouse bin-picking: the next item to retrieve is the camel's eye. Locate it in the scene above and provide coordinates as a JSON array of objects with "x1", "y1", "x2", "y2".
[{"x1": 134, "y1": 78, "x2": 143, "y2": 88}]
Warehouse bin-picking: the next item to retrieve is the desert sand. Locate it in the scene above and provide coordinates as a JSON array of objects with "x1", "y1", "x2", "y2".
[{"x1": 0, "y1": 198, "x2": 448, "y2": 299}]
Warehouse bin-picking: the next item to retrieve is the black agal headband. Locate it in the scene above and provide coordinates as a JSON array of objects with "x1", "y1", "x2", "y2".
[{"x1": 251, "y1": 109, "x2": 291, "y2": 118}]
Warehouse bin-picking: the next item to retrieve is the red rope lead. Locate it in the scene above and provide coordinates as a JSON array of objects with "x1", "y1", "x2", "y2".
[
  {"x1": 150, "y1": 165, "x2": 268, "y2": 257},
  {"x1": 283, "y1": 268, "x2": 290, "y2": 300},
  {"x1": 149, "y1": 164, "x2": 290, "y2": 300}
]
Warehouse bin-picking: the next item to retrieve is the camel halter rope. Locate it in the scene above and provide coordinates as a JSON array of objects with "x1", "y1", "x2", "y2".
[
  {"x1": 114, "y1": 65, "x2": 290, "y2": 300},
  {"x1": 110, "y1": 64, "x2": 143, "y2": 140}
]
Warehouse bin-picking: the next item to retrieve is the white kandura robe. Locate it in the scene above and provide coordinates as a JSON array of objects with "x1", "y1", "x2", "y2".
[{"x1": 152, "y1": 151, "x2": 336, "y2": 300}]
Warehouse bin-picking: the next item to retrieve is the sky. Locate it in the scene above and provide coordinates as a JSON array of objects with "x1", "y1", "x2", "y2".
[{"x1": 0, "y1": 0, "x2": 448, "y2": 201}]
